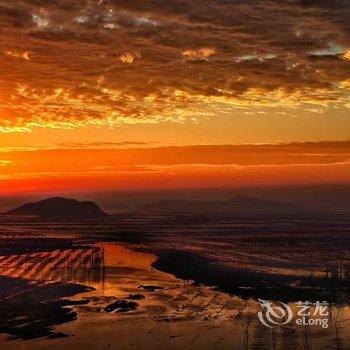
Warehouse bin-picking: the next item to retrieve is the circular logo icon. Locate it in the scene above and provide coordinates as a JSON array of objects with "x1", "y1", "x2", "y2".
[{"x1": 258, "y1": 299, "x2": 293, "y2": 328}]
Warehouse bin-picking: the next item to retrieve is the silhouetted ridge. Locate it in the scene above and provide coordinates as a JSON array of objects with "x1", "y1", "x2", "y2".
[
  {"x1": 6, "y1": 197, "x2": 109, "y2": 220},
  {"x1": 139, "y1": 196, "x2": 300, "y2": 215}
]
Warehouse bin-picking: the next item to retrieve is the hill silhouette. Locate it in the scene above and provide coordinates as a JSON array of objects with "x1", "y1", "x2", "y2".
[
  {"x1": 138, "y1": 196, "x2": 300, "y2": 215},
  {"x1": 6, "y1": 197, "x2": 109, "y2": 220}
]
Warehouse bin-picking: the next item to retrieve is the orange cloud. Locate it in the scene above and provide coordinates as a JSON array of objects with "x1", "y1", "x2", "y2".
[
  {"x1": 119, "y1": 51, "x2": 141, "y2": 64},
  {"x1": 181, "y1": 48, "x2": 216, "y2": 60},
  {"x1": 4, "y1": 51, "x2": 30, "y2": 60},
  {"x1": 0, "y1": 0, "x2": 349, "y2": 134},
  {"x1": 342, "y1": 50, "x2": 350, "y2": 61}
]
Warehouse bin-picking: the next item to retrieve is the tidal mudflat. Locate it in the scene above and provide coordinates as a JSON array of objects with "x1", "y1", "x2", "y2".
[{"x1": 0, "y1": 215, "x2": 349, "y2": 349}]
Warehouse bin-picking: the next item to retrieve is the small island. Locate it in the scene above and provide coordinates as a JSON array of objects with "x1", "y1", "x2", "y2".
[{"x1": 5, "y1": 197, "x2": 109, "y2": 220}]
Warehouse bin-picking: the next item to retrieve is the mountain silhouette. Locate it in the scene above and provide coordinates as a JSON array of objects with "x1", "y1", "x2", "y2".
[
  {"x1": 6, "y1": 197, "x2": 109, "y2": 220},
  {"x1": 139, "y1": 196, "x2": 300, "y2": 216}
]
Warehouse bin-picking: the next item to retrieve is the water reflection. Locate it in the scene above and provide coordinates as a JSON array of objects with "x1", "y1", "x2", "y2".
[
  {"x1": 0, "y1": 246, "x2": 105, "y2": 286},
  {"x1": 99, "y1": 243, "x2": 156, "y2": 270},
  {"x1": 0, "y1": 241, "x2": 349, "y2": 349},
  {"x1": 0, "y1": 243, "x2": 157, "y2": 290}
]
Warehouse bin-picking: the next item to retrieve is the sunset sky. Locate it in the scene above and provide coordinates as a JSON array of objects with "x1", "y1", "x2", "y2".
[{"x1": 0, "y1": 0, "x2": 349, "y2": 194}]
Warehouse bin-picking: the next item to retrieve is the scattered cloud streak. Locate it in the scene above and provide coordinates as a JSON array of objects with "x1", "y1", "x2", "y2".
[
  {"x1": 0, "y1": 160, "x2": 13, "y2": 167},
  {"x1": 181, "y1": 48, "x2": 216, "y2": 61},
  {"x1": 57, "y1": 141, "x2": 156, "y2": 148},
  {"x1": 3, "y1": 50, "x2": 30, "y2": 60}
]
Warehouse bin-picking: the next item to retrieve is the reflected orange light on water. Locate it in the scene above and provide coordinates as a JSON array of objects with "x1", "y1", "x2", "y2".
[{"x1": 96, "y1": 243, "x2": 156, "y2": 270}]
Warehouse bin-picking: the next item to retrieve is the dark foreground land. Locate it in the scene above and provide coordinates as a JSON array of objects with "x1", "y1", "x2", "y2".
[{"x1": 0, "y1": 213, "x2": 349, "y2": 349}]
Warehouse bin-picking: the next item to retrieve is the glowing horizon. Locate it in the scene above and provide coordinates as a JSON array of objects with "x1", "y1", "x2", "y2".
[{"x1": 0, "y1": 142, "x2": 349, "y2": 195}]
